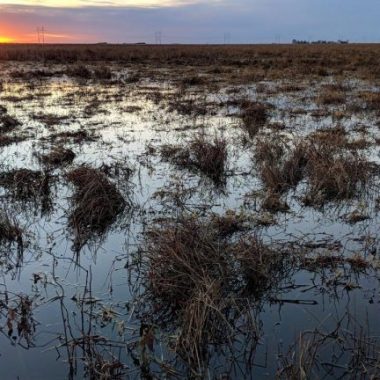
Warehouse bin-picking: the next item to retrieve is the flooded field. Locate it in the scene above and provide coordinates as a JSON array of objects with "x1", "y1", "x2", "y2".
[{"x1": 0, "y1": 44, "x2": 379, "y2": 379}]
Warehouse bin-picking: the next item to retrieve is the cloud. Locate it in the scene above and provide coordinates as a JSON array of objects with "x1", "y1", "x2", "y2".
[
  {"x1": 0, "y1": 0, "x2": 219, "y2": 8},
  {"x1": 0, "y1": 0, "x2": 379, "y2": 44}
]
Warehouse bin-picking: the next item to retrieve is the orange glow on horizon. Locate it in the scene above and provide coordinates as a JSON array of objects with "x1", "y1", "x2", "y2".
[{"x1": 0, "y1": 36, "x2": 14, "y2": 43}]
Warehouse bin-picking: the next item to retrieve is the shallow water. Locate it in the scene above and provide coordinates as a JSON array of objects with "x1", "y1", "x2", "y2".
[{"x1": 0, "y1": 63, "x2": 379, "y2": 379}]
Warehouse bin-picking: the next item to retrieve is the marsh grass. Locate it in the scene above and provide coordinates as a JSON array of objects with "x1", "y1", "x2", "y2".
[
  {"x1": 255, "y1": 138, "x2": 308, "y2": 194},
  {"x1": 161, "y1": 134, "x2": 228, "y2": 184},
  {"x1": 278, "y1": 316, "x2": 380, "y2": 379},
  {"x1": 40, "y1": 146, "x2": 75, "y2": 166},
  {"x1": 0, "y1": 169, "x2": 52, "y2": 201},
  {"x1": 142, "y1": 214, "x2": 293, "y2": 372},
  {"x1": 66, "y1": 166, "x2": 126, "y2": 251},
  {"x1": 0, "y1": 114, "x2": 20, "y2": 133},
  {"x1": 240, "y1": 100, "x2": 269, "y2": 137},
  {"x1": 303, "y1": 140, "x2": 375, "y2": 206},
  {"x1": 0, "y1": 212, "x2": 23, "y2": 251},
  {"x1": 255, "y1": 131, "x2": 377, "y2": 207}
]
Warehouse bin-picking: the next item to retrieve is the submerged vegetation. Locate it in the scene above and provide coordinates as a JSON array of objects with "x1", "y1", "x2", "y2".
[{"x1": 0, "y1": 44, "x2": 379, "y2": 379}]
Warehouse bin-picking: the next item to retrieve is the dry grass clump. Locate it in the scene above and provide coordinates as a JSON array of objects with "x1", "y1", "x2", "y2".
[
  {"x1": 0, "y1": 135, "x2": 27, "y2": 147},
  {"x1": 32, "y1": 113, "x2": 69, "y2": 127},
  {"x1": 40, "y1": 146, "x2": 75, "y2": 166},
  {"x1": 93, "y1": 66, "x2": 112, "y2": 80},
  {"x1": 303, "y1": 141, "x2": 374, "y2": 206},
  {"x1": 168, "y1": 97, "x2": 208, "y2": 116},
  {"x1": 310, "y1": 125, "x2": 371, "y2": 151},
  {"x1": 317, "y1": 88, "x2": 346, "y2": 105},
  {"x1": 0, "y1": 212, "x2": 23, "y2": 250},
  {"x1": 262, "y1": 191, "x2": 289, "y2": 212},
  {"x1": 67, "y1": 64, "x2": 92, "y2": 79},
  {"x1": 188, "y1": 135, "x2": 227, "y2": 183},
  {"x1": 0, "y1": 169, "x2": 51, "y2": 201},
  {"x1": 0, "y1": 114, "x2": 20, "y2": 133},
  {"x1": 181, "y1": 75, "x2": 205, "y2": 86},
  {"x1": 210, "y1": 210, "x2": 248, "y2": 237},
  {"x1": 161, "y1": 134, "x2": 228, "y2": 184},
  {"x1": 359, "y1": 91, "x2": 380, "y2": 111},
  {"x1": 240, "y1": 100, "x2": 269, "y2": 137},
  {"x1": 49, "y1": 129, "x2": 98, "y2": 144},
  {"x1": 66, "y1": 166, "x2": 126, "y2": 251},
  {"x1": 143, "y1": 215, "x2": 291, "y2": 370},
  {"x1": 255, "y1": 131, "x2": 376, "y2": 207},
  {"x1": 255, "y1": 138, "x2": 309, "y2": 194}
]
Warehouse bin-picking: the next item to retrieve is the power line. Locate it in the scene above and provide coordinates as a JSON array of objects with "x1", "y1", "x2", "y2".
[{"x1": 36, "y1": 26, "x2": 46, "y2": 45}]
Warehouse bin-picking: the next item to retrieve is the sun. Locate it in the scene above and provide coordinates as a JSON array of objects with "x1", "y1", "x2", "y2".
[{"x1": 0, "y1": 36, "x2": 14, "y2": 43}]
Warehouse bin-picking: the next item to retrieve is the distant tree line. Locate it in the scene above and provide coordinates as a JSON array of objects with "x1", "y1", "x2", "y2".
[{"x1": 292, "y1": 39, "x2": 349, "y2": 45}]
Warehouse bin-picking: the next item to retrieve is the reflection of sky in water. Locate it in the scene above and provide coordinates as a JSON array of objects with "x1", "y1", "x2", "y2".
[{"x1": 0, "y1": 64, "x2": 379, "y2": 378}]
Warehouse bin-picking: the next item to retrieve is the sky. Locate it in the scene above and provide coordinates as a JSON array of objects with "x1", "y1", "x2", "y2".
[{"x1": 0, "y1": 0, "x2": 379, "y2": 44}]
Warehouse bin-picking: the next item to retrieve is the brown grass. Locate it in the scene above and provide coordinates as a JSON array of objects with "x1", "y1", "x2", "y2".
[
  {"x1": 161, "y1": 134, "x2": 228, "y2": 184},
  {"x1": 255, "y1": 131, "x2": 377, "y2": 207},
  {"x1": 0, "y1": 169, "x2": 51, "y2": 201},
  {"x1": 240, "y1": 100, "x2": 269, "y2": 137},
  {"x1": 317, "y1": 89, "x2": 346, "y2": 105},
  {"x1": 40, "y1": 146, "x2": 75, "y2": 166},
  {"x1": 0, "y1": 114, "x2": 20, "y2": 133},
  {"x1": 0, "y1": 44, "x2": 379, "y2": 82},
  {"x1": 66, "y1": 166, "x2": 126, "y2": 251},
  {"x1": 303, "y1": 140, "x2": 375, "y2": 206},
  {"x1": 255, "y1": 138, "x2": 308, "y2": 194},
  {"x1": 142, "y1": 215, "x2": 292, "y2": 371},
  {"x1": 0, "y1": 212, "x2": 23, "y2": 250}
]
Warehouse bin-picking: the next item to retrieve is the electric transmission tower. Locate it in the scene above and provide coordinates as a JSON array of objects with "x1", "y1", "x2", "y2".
[{"x1": 36, "y1": 26, "x2": 46, "y2": 44}]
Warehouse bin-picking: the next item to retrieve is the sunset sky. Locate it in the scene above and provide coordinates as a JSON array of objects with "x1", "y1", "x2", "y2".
[{"x1": 0, "y1": 0, "x2": 379, "y2": 44}]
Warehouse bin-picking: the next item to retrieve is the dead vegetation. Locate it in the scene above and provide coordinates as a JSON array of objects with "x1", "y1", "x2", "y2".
[
  {"x1": 32, "y1": 113, "x2": 69, "y2": 127},
  {"x1": 278, "y1": 315, "x2": 380, "y2": 379},
  {"x1": 255, "y1": 131, "x2": 377, "y2": 207},
  {"x1": 360, "y1": 91, "x2": 380, "y2": 111},
  {"x1": 161, "y1": 134, "x2": 228, "y2": 184},
  {"x1": 0, "y1": 212, "x2": 23, "y2": 251},
  {"x1": 66, "y1": 166, "x2": 127, "y2": 251},
  {"x1": 1, "y1": 44, "x2": 380, "y2": 84},
  {"x1": 240, "y1": 100, "x2": 269, "y2": 137},
  {"x1": 142, "y1": 214, "x2": 293, "y2": 372},
  {"x1": 0, "y1": 114, "x2": 20, "y2": 133},
  {"x1": 0, "y1": 134, "x2": 27, "y2": 147},
  {"x1": 303, "y1": 141, "x2": 374, "y2": 206},
  {"x1": 255, "y1": 137, "x2": 308, "y2": 194},
  {"x1": 45, "y1": 129, "x2": 99, "y2": 144},
  {"x1": 39, "y1": 146, "x2": 75, "y2": 166},
  {"x1": 0, "y1": 169, "x2": 53, "y2": 206},
  {"x1": 317, "y1": 88, "x2": 346, "y2": 105}
]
